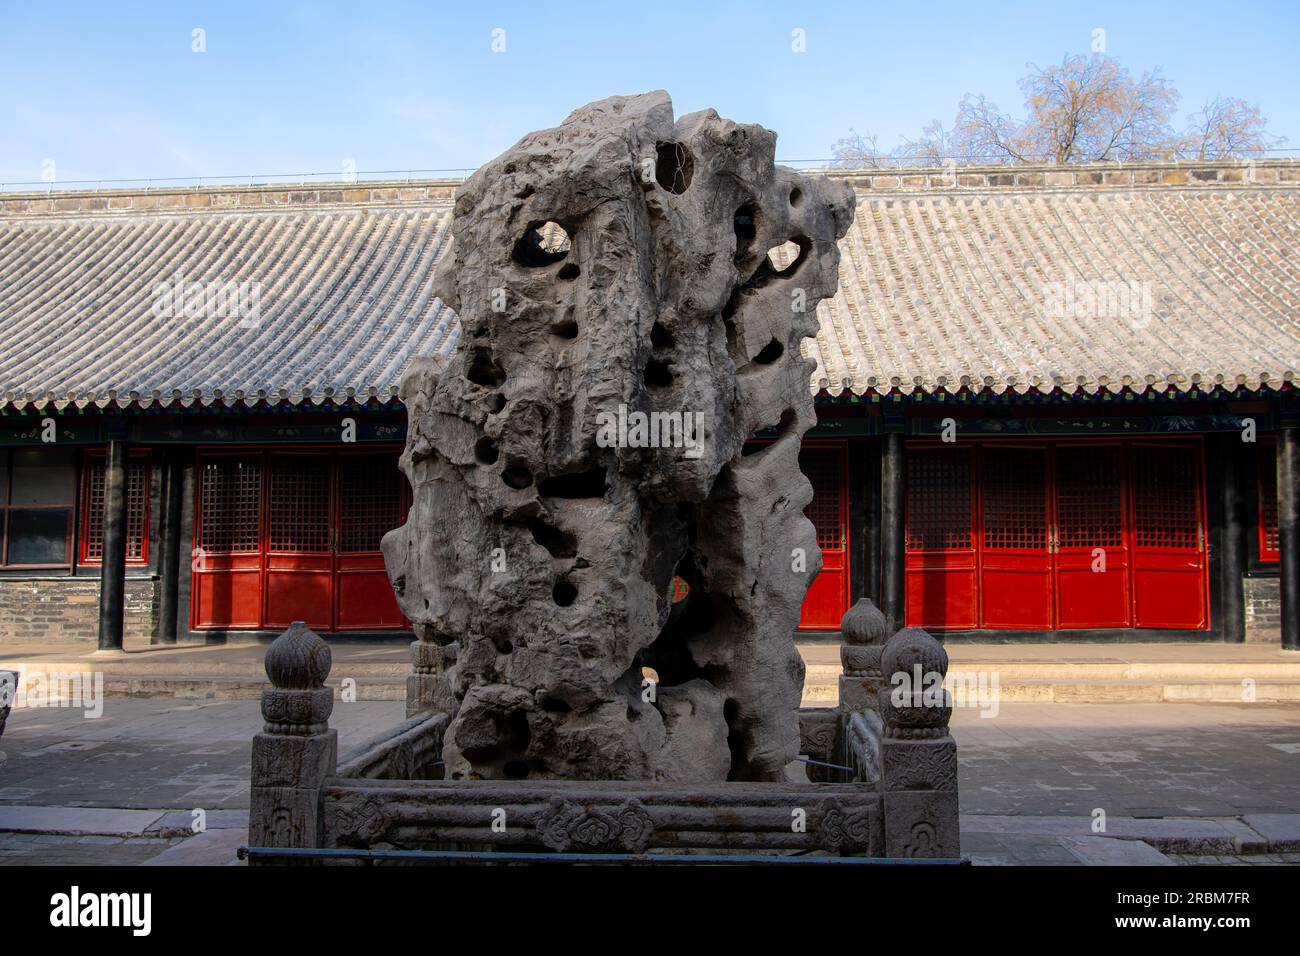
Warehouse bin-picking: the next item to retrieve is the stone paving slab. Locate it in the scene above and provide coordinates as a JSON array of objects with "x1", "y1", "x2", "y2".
[
  {"x1": 139, "y1": 826, "x2": 246, "y2": 866},
  {"x1": 960, "y1": 814, "x2": 1274, "y2": 853},
  {"x1": 1060, "y1": 836, "x2": 1175, "y2": 865},
  {"x1": 0, "y1": 805, "x2": 165, "y2": 835},
  {"x1": 0, "y1": 831, "x2": 182, "y2": 865},
  {"x1": 954, "y1": 702, "x2": 1300, "y2": 817},
  {"x1": 1242, "y1": 814, "x2": 1300, "y2": 850},
  {"x1": 145, "y1": 809, "x2": 249, "y2": 835}
]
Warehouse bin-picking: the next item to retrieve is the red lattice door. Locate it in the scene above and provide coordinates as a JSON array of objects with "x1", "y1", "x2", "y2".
[
  {"x1": 905, "y1": 445, "x2": 978, "y2": 629},
  {"x1": 335, "y1": 452, "x2": 408, "y2": 629},
  {"x1": 979, "y1": 445, "x2": 1053, "y2": 629},
  {"x1": 263, "y1": 453, "x2": 334, "y2": 630},
  {"x1": 798, "y1": 442, "x2": 849, "y2": 630},
  {"x1": 1259, "y1": 441, "x2": 1280, "y2": 562},
  {"x1": 1053, "y1": 444, "x2": 1131, "y2": 628},
  {"x1": 193, "y1": 453, "x2": 264, "y2": 628},
  {"x1": 1129, "y1": 441, "x2": 1207, "y2": 629}
]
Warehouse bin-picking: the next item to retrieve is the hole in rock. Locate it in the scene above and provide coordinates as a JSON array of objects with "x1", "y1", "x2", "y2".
[
  {"x1": 552, "y1": 577, "x2": 577, "y2": 607},
  {"x1": 733, "y1": 203, "x2": 757, "y2": 264},
  {"x1": 753, "y1": 337, "x2": 784, "y2": 365},
  {"x1": 557, "y1": 262, "x2": 580, "y2": 281},
  {"x1": 503, "y1": 760, "x2": 530, "y2": 779},
  {"x1": 765, "y1": 240, "x2": 802, "y2": 273},
  {"x1": 538, "y1": 466, "x2": 606, "y2": 499},
  {"x1": 512, "y1": 221, "x2": 571, "y2": 267},
  {"x1": 507, "y1": 710, "x2": 531, "y2": 751},
  {"x1": 541, "y1": 697, "x2": 571, "y2": 713},
  {"x1": 551, "y1": 318, "x2": 579, "y2": 339},
  {"x1": 644, "y1": 358, "x2": 673, "y2": 389},
  {"x1": 650, "y1": 321, "x2": 674, "y2": 350},
  {"x1": 488, "y1": 393, "x2": 507, "y2": 414},
  {"x1": 527, "y1": 518, "x2": 577, "y2": 558},
  {"x1": 501, "y1": 466, "x2": 533, "y2": 489},
  {"x1": 466, "y1": 348, "x2": 506, "y2": 388},
  {"x1": 789, "y1": 186, "x2": 803, "y2": 207},
  {"x1": 655, "y1": 141, "x2": 694, "y2": 194},
  {"x1": 491, "y1": 636, "x2": 514, "y2": 655},
  {"x1": 474, "y1": 436, "x2": 500, "y2": 465}
]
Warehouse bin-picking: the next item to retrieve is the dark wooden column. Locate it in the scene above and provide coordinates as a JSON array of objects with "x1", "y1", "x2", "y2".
[
  {"x1": 1220, "y1": 435, "x2": 1246, "y2": 642},
  {"x1": 1279, "y1": 425, "x2": 1300, "y2": 650},
  {"x1": 880, "y1": 431, "x2": 906, "y2": 633},
  {"x1": 155, "y1": 452, "x2": 185, "y2": 644},
  {"x1": 97, "y1": 429, "x2": 129, "y2": 651}
]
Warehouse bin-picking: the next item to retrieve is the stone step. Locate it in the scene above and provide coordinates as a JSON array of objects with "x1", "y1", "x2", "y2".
[
  {"x1": 100, "y1": 675, "x2": 407, "y2": 701},
  {"x1": 7, "y1": 661, "x2": 1299, "y2": 705}
]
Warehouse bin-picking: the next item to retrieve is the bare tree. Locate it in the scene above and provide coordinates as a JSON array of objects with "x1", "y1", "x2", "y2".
[
  {"x1": 954, "y1": 55, "x2": 1180, "y2": 163},
  {"x1": 833, "y1": 53, "x2": 1283, "y2": 167},
  {"x1": 896, "y1": 120, "x2": 956, "y2": 166},
  {"x1": 1180, "y1": 96, "x2": 1287, "y2": 159},
  {"x1": 830, "y1": 128, "x2": 885, "y2": 168}
]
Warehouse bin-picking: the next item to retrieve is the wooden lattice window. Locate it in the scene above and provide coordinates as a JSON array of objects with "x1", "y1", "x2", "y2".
[
  {"x1": 981, "y1": 447, "x2": 1048, "y2": 551},
  {"x1": 1259, "y1": 441, "x2": 1279, "y2": 562},
  {"x1": 268, "y1": 456, "x2": 331, "y2": 552},
  {"x1": 1055, "y1": 445, "x2": 1124, "y2": 550},
  {"x1": 198, "y1": 455, "x2": 263, "y2": 553},
  {"x1": 338, "y1": 455, "x2": 404, "y2": 553},
  {"x1": 906, "y1": 446, "x2": 973, "y2": 551},
  {"x1": 81, "y1": 451, "x2": 151, "y2": 564},
  {"x1": 1131, "y1": 444, "x2": 1201, "y2": 550},
  {"x1": 799, "y1": 448, "x2": 844, "y2": 550}
]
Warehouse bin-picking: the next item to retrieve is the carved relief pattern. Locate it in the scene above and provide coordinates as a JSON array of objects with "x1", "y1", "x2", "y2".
[
  {"x1": 536, "y1": 797, "x2": 654, "y2": 853},
  {"x1": 332, "y1": 796, "x2": 389, "y2": 846},
  {"x1": 883, "y1": 741, "x2": 958, "y2": 791},
  {"x1": 818, "y1": 798, "x2": 875, "y2": 854}
]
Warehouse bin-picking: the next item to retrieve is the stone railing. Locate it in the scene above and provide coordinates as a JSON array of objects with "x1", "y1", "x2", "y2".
[{"x1": 246, "y1": 610, "x2": 961, "y2": 863}]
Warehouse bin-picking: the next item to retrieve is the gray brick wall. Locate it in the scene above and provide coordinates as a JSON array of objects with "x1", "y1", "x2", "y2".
[
  {"x1": 1244, "y1": 576, "x2": 1281, "y2": 644},
  {"x1": 0, "y1": 578, "x2": 158, "y2": 643}
]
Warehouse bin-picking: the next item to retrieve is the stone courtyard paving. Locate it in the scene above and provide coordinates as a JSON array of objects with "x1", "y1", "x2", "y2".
[{"x1": 0, "y1": 698, "x2": 1297, "y2": 864}]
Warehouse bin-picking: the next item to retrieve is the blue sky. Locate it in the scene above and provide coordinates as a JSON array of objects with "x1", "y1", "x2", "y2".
[{"x1": 1, "y1": 0, "x2": 1296, "y2": 185}]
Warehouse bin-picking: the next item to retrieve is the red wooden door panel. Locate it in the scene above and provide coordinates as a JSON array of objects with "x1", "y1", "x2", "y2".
[
  {"x1": 979, "y1": 445, "x2": 1053, "y2": 629},
  {"x1": 1054, "y1": 444, "x2": 1131, "y2": 628},
  {"x1": 905, "y1": 445, "x2": 978, "y2": 629},
  {"x1": 192, "y1": 454, "x2": 263, "y2": 629},
  {"x1": 335, "y1": 452, "x2": 408, "y2": 630},
  {"x1": 1129, "y1": 442, "x2": 1208, "y2": 629},
  {"x1": 264, "y1": 454, "x2": 333, "y2": 630},
  {"x1": 1258, "y1": 440, "x2": 1280, "y2": 562},
  {"x1": 798, "y1": 443, "x2": 849, "y2": 630}
]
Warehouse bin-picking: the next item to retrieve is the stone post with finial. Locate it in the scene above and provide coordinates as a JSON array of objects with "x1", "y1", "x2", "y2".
[
  {"x1": 248, "y1": 621, "x2": 336, "y2": 862},
  {"x1": 876, "y1": 626, "x2": 960, "y2": 858},
  {"x1": 838, "y1": 598, "x2": 888, "y2": 717}
]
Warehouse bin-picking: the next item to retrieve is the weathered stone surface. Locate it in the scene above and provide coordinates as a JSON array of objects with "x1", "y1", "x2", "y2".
[
  {"x1": 249, "y1": 622, "x2": 339, "y2": 861},
  {"x1": 383, "y1": 91, "x2": 854, "y2": 782},
  {"x1": 839, "y1": 598, "x2": 887, "y2": 715}
]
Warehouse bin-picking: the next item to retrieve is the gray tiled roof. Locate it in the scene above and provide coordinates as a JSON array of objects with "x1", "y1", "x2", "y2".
[
  {"x1": 1, "y1": 163, "x2": 1297, "y2": 410},
  {"x1": 0, "y1": 184, "x2": 459, "y2": 409}
]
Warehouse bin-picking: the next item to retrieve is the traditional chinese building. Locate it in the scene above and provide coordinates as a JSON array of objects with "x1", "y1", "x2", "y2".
[{"x1": 1, "y1": 160, "x2": 1296, "y2": 648}]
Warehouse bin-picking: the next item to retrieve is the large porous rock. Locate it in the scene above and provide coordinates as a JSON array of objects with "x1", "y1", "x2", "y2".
[{"x1": 383, "y1": 90, "x2": 854, "y2": 781}]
